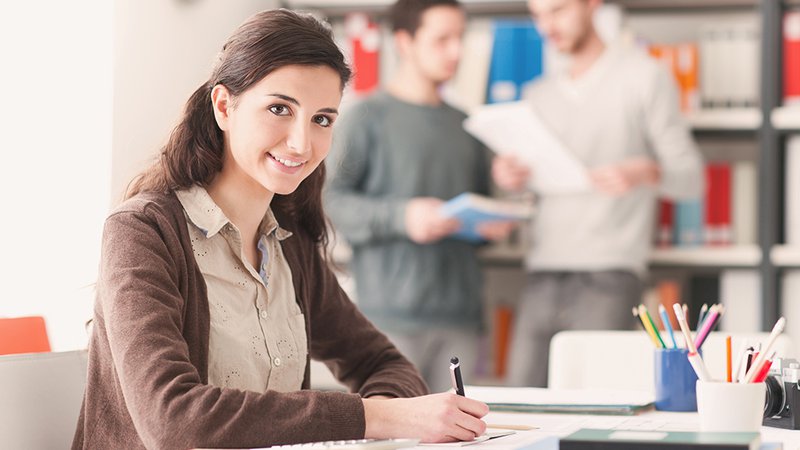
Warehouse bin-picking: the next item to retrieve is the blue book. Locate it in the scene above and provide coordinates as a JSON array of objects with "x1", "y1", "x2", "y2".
[
  {"x1": 676, "y1": 199, "x2": 705, "y2": 246},
  {"x1": 486, "y1": 20, "x2": 544, "y2": 104},
  {"x1": 440, "y1": 193, "x2": 534, "y2": 242}
]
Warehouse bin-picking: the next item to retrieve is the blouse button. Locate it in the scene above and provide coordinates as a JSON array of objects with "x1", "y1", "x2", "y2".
[
  {"x1": 273, "y1": 357, "x2": 282, "y2": 367},
  {"x1": 260, "y1": 310, "x2": 268, "y2": 319}
]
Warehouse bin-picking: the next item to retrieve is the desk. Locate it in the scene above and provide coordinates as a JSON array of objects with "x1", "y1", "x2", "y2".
[{"x1": 409, "y1": 410, "x2": 800, "y2": 449}]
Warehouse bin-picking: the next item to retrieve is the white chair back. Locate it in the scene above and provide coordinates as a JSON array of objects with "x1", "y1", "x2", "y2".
[
  {"x1": 547, "y1": 331, "x2": 795, "y2": 392},
  {"x1": 0, "y1": 350, "x2": 87, "y2": 449}
]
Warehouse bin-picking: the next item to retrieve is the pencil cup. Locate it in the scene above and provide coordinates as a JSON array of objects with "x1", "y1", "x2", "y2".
[
  {"x1": 654, "y1": 348, "x2": 698, "y2": 411},
  {"x1": 696, "y1": 381, "x2": 765, "y2": 432}
]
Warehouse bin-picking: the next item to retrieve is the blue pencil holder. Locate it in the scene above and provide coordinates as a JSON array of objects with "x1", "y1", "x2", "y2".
[{"x1": 654, "y1": 348, "x2": 698, "y2": 412}]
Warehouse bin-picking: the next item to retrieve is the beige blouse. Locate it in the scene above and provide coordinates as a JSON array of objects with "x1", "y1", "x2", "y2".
[{"x1": 176, "y1": 186, "x2": 307, "y2": 393}]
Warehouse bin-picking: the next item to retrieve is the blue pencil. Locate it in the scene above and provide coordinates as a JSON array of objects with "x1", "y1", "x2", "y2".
[
  {"x1": 659, "y1": 304, "x2": 678, "y2": 349},
  {"x1": 697, "y1": 303, "x2": 709, "y2": 330}
]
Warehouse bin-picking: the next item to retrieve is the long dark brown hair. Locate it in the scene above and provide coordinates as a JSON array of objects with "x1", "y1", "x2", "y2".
[{"x1": 126, "y1": 9, "x2": 351, "y2": 247}]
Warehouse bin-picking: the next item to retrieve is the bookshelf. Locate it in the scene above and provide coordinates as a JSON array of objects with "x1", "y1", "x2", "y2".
[
  {"x1": 686, "y1": 108, "x2": 762, "y2": 130},
  {"x1": 295, "y1": 0, "x2": 794, "y2": 334},
  {"x1": 771, "y1": 245, "x2": 800, "y2": 267},
  {"x1": 772, "y1": 106, "x2": 800, "y2": 130}
]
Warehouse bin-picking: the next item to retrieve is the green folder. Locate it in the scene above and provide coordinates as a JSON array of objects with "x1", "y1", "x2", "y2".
[{"x1": 560, "y1": 428, "x2": 765, "y2": 450}]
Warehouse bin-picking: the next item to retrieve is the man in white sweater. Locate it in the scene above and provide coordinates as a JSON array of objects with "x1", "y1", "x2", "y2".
[{"x1": 494, "y1": 0, "x2": 704, "y2": 387}]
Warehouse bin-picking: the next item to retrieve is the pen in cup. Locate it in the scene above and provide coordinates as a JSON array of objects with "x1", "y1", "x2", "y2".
[
  {"x1": 450, "y1": 356, "x2": 465, "y2": 396},
  {"x1": 658, "y1": 304, "x2": 678, "y2": 349}
]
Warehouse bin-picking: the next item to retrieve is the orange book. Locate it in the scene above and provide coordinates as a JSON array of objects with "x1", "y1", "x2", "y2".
[
  {"x1": 674, "y1": 43, "x2": 700, "y2": 112},
  {"x1": 494, "y1": 306, "x2": 513, "y2": 378},
  {"x1": 657, "y1": 280, "x2": 682, "y2": 330}
]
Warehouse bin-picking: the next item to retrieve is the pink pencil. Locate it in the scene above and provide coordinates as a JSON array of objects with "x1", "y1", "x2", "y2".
[{"x1": 693, "y1": 305, "x2": 721, "y2": 350}]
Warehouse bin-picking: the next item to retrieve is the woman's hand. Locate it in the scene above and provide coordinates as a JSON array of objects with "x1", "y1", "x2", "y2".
[{"x1": 363, "y1": 392, "x2": 489, "y2": 443}]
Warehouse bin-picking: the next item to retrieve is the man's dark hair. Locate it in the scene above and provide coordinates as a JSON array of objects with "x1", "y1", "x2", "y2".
[{"x1": 389, "y1": 0, "x2": 462, "y2": 35}]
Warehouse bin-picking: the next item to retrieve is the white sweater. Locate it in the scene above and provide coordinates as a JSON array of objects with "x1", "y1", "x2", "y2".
[{"x1": 524, "y1": 42, "x2": 704, "y2": 274}]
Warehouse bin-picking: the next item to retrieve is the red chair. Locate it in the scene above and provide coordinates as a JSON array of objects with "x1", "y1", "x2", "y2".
[{"x1": 0, "y1": 316, "x2": 51, "y2": 355}]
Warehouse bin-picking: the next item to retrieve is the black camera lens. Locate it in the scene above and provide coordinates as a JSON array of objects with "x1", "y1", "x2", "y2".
[{"x1": 764, "y1": 376, "x2": 787, "y2": 418}]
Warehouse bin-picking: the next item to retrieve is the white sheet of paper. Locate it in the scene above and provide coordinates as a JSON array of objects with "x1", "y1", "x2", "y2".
[
  {"x1": 463, "y1": 101, "x2": 592, "y2": 195},
  {"x1": 417, "y1": 430, "x2": 515, "y2": 447}
]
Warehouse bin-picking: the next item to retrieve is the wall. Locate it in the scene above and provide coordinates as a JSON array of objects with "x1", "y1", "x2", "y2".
[
  {"x1": 0, "y1": 1, "x2": 113, "y2": 351},
  {"x1": 0, "y1": 0, "x2": 278, "y2": 352},
  {"x1": 112, "y1": 0, "x2": 278, "y2": 203}
]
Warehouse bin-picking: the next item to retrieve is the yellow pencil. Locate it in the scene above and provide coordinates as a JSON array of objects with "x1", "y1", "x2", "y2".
[{"x1": 638, "y1": 304, "x2": 664, "y2": 348}]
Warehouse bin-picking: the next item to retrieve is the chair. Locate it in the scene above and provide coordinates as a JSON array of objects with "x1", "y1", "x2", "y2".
[
  {"x1": 0, "y1": 316, "x2": 51, "y2": 355},
  {"x1": 547, "y1": 330, "x2": 795, "y2": 392},
  {"x1": 0, "y1": 350, "x2": 87, "y2": 449}
]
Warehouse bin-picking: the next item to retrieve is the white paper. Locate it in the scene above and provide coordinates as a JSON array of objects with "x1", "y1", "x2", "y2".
[
  {"x1": 417, "y1": 430, "x2": 515, "y2": 447},
  {"x1": 463, "y1": 101, "x2": 591, "y2": 195}
]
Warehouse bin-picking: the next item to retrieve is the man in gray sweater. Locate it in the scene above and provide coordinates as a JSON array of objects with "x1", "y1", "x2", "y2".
[
  {"x1": 494, "y1": 0, "x2": 704, "y2": 387},
  {"x1": 325, "y1": 0, "x2": 514, "y2": 391}
]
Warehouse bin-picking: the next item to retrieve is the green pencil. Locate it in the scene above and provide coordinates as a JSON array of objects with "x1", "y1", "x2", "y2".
[{"x1": 642, "y1": 305, "x2": 667, "y2": 349}]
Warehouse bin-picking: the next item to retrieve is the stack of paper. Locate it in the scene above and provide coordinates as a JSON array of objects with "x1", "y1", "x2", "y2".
[{"x1": 463, "y1": 101, "x2": 591, "y2": 195}]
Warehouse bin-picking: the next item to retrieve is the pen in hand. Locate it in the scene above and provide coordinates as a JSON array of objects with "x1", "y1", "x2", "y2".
[{"x1": 450, "y1": 356, "x2": 465, "y2": 396}]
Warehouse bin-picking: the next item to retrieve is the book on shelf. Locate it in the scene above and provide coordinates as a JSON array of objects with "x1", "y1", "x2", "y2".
[
  {"x1": 784, "y1": 11, "x2": 800, "y2": 105},
  {"x1": 699, "y1": 23, "x2": 760, "y2": 108},
  {"x1": 657, "y1": 160, "x2": 755, "y2": 248},
  {"x1": 648, "y1": 43, "x2": 699, "y2": 113},
  {"x1": 675, "y1": 199, "x2": 704, "y2": 247},
  {"x1": 732, "y1": 161, "x2": 756, "y2": 246},
  {"x1": 560, "y1": 429, "x2": 764, "y2": 450},
  {"x1": 656, "y1": 199, "x2": 674, "y2": 248},
  {"x1": 443, "y1": 18, "x2": 493, "y2": 113},
  {"x1": 786, "y1": 136, "x2": 800, "y2": 246},
  {"x1": 704, "y1": 163, "x2": 731, "y2": 246},
  {"x1": 344, "y1": 13, "x2": 380, "y2": 96},
  {"x1": 440, "y1": 193, "x2": 535, "y2": 242},
  {"x1": 486, "y1": 20, "x2": 543, "y2": 104}
]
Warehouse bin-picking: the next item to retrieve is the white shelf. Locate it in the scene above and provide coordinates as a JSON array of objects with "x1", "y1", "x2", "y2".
[
  {"x1": 649, "y1": 245, "x2": 761, "y2": 267},
  {"x1": 771, "y1": 245, "x2": 800, "y2": 267},
  {"x1": 685, "y1": 108, "x2": 762, "y2": 130},
  {"x1": 771, "y1": 106, "x2": 800, "y2": 130},
  {"x1": 284, "y1": 0, "x2": 758, "y2": 16}
]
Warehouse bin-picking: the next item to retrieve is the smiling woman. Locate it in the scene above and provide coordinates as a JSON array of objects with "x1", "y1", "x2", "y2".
[{"x1": 74, "y1": 8, "x2": 489, "y2": 450}]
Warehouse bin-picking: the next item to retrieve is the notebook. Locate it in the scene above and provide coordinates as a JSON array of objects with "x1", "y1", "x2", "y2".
[
  {"x1": 440, "y1": 193, "x2": 535, "y2": 242},
  {"x1": 560, "y1": 429, "x2": 767, "y2": 450},
  {"x1": 466, "y1": 386, "x2": 654, "y2": 415}
]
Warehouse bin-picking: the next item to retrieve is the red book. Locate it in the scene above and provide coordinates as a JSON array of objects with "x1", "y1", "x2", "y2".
[
  {"x1": 346, "y1": 13, "x2": 380, "y2": 96},
  {"x1": 785, "y1": 12, "x2": 800, "y2": 105},
  {"x1": 657, "y1": 199, "x2": 674, "y2": 247},
  {"x1": 704, "y1": 164, "x2": 732, "y2": 245}
]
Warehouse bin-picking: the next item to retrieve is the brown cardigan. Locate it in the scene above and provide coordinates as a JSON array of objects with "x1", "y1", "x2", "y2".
[{"x1": 73, "y1": 191, "x2": 428, "y2": 450}]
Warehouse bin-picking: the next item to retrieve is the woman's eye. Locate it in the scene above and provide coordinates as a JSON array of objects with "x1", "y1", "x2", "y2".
[
  {"x1": 269, "y1": 105, "x2": 290, "y2": 116},
  {"x1": 314, "y1": 115, "x2": 332, "y2": 127}
]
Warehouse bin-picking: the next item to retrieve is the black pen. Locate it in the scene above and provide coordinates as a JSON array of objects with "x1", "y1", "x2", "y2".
[{"x1": 450, "y1": 356, "x2": 465, "y2": 396}]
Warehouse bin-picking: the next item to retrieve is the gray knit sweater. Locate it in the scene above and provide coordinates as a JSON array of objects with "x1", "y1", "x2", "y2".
[{"x1": 325, "y1": 92, "x2": 491, "y2": 332}]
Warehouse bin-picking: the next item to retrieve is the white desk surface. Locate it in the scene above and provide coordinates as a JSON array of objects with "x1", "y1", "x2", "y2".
[{"x1": 409, "y1": 410, "x2": 800, "y2": 450}]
